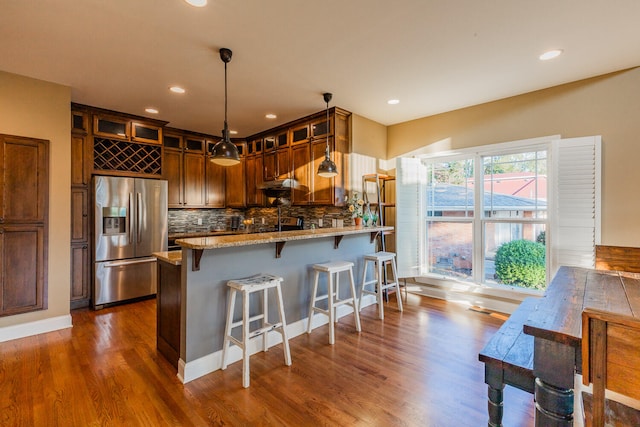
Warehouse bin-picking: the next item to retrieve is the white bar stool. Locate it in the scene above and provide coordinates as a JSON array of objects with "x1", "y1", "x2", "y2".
[
  {"x1": 359, "y1": 251, "x2": 403, "y2": 319},
  {"x1": 307, "y1": 261, "x2": 362, "y2": 344},
  {"x1": 221, "y1": 273, "x2": 292, "y2": 388}
]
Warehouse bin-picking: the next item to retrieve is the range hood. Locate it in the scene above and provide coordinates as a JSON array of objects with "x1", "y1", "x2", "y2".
[
  {"x1": 258, "y1": 179, "x2": 308, "y2": 199},
  {"x1": 258, "y1": 178, "x2": 304, "y2": 191}
]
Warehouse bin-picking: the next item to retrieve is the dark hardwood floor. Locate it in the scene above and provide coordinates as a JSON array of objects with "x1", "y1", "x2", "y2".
[{"x1": 0, "y1": 293, "x2": 534, "y2": 426}]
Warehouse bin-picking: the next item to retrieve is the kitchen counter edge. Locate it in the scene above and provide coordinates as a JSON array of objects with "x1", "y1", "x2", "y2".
[
  {"x1": 175, "y1": 226, "x2": 393, "y2": 250},
  {"x1": 153, "y1": 251, "x2": 182, "y2": 266}
]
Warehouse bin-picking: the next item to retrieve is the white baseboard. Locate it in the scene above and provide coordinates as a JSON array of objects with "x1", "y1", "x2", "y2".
[
  {"x1": 178, "y1": 295, "x2": 376, "y2": 384},
  {"x1": 0, "y1": 314, "x2": 73, "y2": 343}
]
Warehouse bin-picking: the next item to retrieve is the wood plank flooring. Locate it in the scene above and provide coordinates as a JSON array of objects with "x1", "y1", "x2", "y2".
[{"x1": 0, "y1": 293, "x2": 534, "y2": 426}]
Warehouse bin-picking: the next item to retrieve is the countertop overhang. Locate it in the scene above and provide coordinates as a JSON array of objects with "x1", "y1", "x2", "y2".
[{"x1": 176, "y1": 225, "x2": 393, "y2": 271}]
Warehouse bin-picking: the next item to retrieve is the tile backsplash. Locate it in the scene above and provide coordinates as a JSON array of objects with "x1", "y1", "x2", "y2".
[{"x1": 168, "y1": 206, "x2": 354, "y2": 233}]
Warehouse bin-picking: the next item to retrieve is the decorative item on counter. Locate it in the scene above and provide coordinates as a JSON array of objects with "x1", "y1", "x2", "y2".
[
  {"x1": 345, "y1": 191, "x2": 364, "y2": 220},
  {"x1": 363, "y1": 203, "x2": 373, "y2": 227}
]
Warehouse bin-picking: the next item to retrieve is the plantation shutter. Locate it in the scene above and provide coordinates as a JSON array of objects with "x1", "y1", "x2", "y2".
[
  {"x1": 395, "y1": 157, "x2": 427, "y2": 277},
  {"x1": 550, "y1": 136, "x2": 601, "y2": 273}
]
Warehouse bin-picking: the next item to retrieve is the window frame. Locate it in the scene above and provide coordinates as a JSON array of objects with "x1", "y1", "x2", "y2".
[{"x1": 396, "y1": 135, "x2": 601, "y2": 298}]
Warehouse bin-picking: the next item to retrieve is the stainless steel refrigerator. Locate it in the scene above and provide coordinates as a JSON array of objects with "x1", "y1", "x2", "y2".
[{"x1": 93, "y1": 176, "x2": 168, "y2": 307}]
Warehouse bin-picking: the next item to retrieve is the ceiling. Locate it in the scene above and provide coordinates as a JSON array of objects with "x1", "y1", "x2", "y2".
[{"x1": 2, "y1": 0, "x2": 640, "y2": 138}]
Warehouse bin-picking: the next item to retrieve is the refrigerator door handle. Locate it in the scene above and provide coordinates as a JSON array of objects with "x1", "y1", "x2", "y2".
[
  {"x1": 102, "y1": 257, "x2": 157, "y2": 268},
  {"x1": 137, "y1": 192, "x2": 142, "y2": 243},
  {"x1": 128, "y1": 193, "x2": 134, "y2": 243}
]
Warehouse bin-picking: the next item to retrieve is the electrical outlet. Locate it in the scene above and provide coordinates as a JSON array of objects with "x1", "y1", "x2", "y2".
[{"x1": 197, "y1": 218, "x2": 202, "y2": 226}]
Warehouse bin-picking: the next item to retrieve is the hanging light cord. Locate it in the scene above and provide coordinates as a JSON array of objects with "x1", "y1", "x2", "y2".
[{"x1": 224, "y1": 60, "x2": 228, "y2": 137}]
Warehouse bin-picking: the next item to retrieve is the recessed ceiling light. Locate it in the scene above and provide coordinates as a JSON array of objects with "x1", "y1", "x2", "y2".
[
  {"x1": 387, "y1": 99, "x2": 400, "y2": 105},
  {"x1": 169, "y1": 86, "x2": 186, "y2": 94},
  {"x1": 539, "y1": 49, "x2": 563, "y2": 61},
  {"x1": 265, "y1": 114, "x2": 277, "y2": 119},
  {"x1": 145, "y1": 107, "x2": 159, "y2": 114},
  {"x1": 184, "y1": 0, "x2": 207, "y2": 6},
  {"x1": 229, "y1": 130, "x2": 238, "y2": 135}
]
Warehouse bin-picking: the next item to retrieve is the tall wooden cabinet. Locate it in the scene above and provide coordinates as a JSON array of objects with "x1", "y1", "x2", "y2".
[
  {"x1": 70, "y1": 110, "x2": 91, "y2": 309},
  {"x1": 0, "y1": 134, "x2": 49, "y2": 317}
]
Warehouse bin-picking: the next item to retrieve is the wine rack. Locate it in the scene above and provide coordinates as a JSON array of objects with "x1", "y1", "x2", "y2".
[{"x1": 93, "y1": 138, "x2": 161, "y2": 175}]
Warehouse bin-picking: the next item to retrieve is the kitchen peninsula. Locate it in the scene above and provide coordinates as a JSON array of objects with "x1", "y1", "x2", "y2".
[{"x1": 158, "y1": 225, "x2": 392, "y2": 383}]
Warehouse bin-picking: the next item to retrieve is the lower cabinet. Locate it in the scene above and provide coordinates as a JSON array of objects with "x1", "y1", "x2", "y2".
[
  {"x1": 0, "y1": 225, "x2": 47, "y2": 316},
  {"x1": 156, "y1": 259, "x2": 181, "y2": 368},
  {"x1": 70, "y1": 244, "x2": 90, "y2": 308}
]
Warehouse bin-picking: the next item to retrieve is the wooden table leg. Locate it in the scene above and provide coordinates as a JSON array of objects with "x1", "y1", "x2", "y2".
[
  {"x1": 484, "y1": 363, "x2": 505, "y2": 427},
  {"x1": 533, "y1": 338, "x2": 576, "y2": 426}
]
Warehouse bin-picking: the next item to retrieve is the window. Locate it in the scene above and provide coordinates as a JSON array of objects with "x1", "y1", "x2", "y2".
[{"x1": 396, "y1": 136, "x2": 601, "y2": 292}]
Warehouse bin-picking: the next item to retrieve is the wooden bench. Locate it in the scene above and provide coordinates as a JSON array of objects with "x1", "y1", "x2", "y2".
[{"x1": 478, "y1": 297, "x2": 538, "y2": 427}]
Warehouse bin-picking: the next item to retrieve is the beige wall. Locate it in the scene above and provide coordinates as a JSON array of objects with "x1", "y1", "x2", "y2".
[
  {"x1": 0, "y1": 71, "x2": 71, "y2": 327},
  {"x1": 387, "y1": 67, "x2": 640, "y2": 246}
]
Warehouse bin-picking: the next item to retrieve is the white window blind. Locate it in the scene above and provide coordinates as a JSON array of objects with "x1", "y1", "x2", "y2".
[
  {"x1": 550, "y1": 136, "x2": 601, "y2": 273},
  {"x1": 395, "y1": 157, "x2": 426, "y2": 277}
]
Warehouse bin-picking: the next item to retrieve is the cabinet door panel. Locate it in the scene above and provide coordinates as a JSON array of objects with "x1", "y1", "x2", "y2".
[
  {"x1": 291, "y1": 144, "x2": 310, "y2": 205},
  {"x1": 71, "y1": 188, "x2": 88, "y2": 242},
  {"x1": 70, "y1": 244, "x2": 89, "y2": 302},
  {"x1": 311, "y1": 140, "x2": 334, "y2": 204},
  {"x1": 71, "y1": 134, "x2": 91, "y2": 186},
  {"x1": 276, "y1": 149, "x2": 290, "y2": 179},
  {"x1": 0, "y1": 225, "x2": 46, "y2": 316},
  {"x1": 225, "y1": 158, "x2": 246, "y2": 208},
  {"x1": 0, "y1": 137, "x2": 48, "y2": 223},
  {"x1": 183, "y1": 153, "x2": 205, "y2": 207},
  {"x1": 205, "y1": 158, "x2": 225, "y2": 208},
  {"x1": 164, "y1": 150, "x2": 183, "y2": 207},
  {"x1": 246, "y1": 156, "x2": 264, "y2": 207}
]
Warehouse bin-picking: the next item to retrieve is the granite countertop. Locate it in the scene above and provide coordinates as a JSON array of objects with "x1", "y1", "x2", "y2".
[
  {"x1": 169, "y1": 229, "x2": 275, "y2": 240},
  {"x1": 153, "y1": 251, "x2": 182, "y2": 266},
  {"x1": 175, "y1": 225, "x2": 393, "y2": 250}
]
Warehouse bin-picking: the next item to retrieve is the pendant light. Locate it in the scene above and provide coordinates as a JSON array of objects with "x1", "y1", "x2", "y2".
[
  {"x1": 317, "y1": 92, "x2": 338, "y2": 178},
  {"x1": 210, "y1": 48, "x2": 240, "y2": 166}
]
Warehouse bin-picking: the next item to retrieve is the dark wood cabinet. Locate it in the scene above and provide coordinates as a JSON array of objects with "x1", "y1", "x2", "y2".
[
  {"x1": 246, "y1": 108, "x2": 350, "y2": 207},
  {"x1": 225, "y1": 146, "x2": 246, "y2": 208},
  {"x1": 164, "y1": 132, "x2": 226, "y2": 208},
  {"x1": 70, "y1": 109, "x2": 91, "y2": 308},
  {"x1": 156, "y1": 259, "x2": 181, "y2": 368},
  {"x1": 164, "y1": 148, "x2": 183, "y2": 208},
  {"x1": 0, "y1": 134, "x2": 49, "y2": 317},
  {"x1": 264, "y1": 148, "x2": 290, "y2": 181},
  {"x1": 71, "y1": 134, "x2": 91, "y2": 186},
  {"x1": 70, "y1": 188, "x2": 89, "y2": 242},
  {"x1": 70, "y1": 243, "x2": 89, "y2": 305},
  {"x1": 205, "y1": 155, "x2": 226, "y2": 208},
  {"x1": 246, "y1": 155, "x2": 264, "y2": 207},
  {"x1": 311, "y1": 139, "x2": 334, "y2": 205},
  {"x1": 183, "y1": 152, "x2": 205, "y2": 207},
  {"x1": 291, "y1": 143, "x2": 310, "y2": 205}
]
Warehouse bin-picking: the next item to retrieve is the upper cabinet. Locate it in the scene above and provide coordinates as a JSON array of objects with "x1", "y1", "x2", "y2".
[
  {"x1": 225, "y1": 142, "x2": 247, "y2": 208},
  {"x1": 245, "y1": 107, "x2": 350, "y2": 207},
  {"x1": 163, "y1": 131, "x2": 227, "y2": 209}
]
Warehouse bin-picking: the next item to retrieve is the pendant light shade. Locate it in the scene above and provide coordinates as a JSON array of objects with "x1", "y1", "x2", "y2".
[
  {"x1": 317, "y1": 92, "x2": 338, "y2": 178},
  {"x1": 210, "y1": 48, "x2": 240, "y2": 166}
]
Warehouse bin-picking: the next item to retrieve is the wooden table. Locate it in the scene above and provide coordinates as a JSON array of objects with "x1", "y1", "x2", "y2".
[{"x1": 523, "y1": 266, "x2": 640, "y2": 425}]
